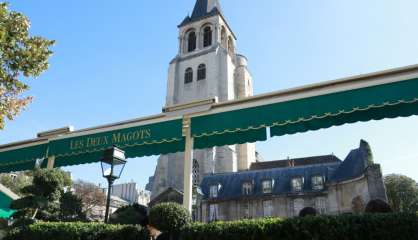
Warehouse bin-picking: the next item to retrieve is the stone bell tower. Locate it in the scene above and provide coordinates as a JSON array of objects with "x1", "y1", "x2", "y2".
[{"x1": 148, "y1": 0, "x2": 256, "y2": 199}]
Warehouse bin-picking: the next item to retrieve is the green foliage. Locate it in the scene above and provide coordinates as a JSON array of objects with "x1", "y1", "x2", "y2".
[
  {"x1": 10, "y1": 169, "x2": 73, "y2": 221},
  {"x1": 384, "y1": 174, "x2": 418, "y2": 213},
  {"x1": 5, "y1": 222, "x2": 148, "y2": 240},
  {"x1": 109, "y1": 204, "x2": 148, "y2": 225},
  {"x1": 149, "y1": 202, "x2": 191, "y2": 233},
  {"x1": 0, "y1": 3, "x2": 54, "y2": 130},
  {"x1": 181, "y1": 214, "x2": 418, "y2": 240},
  {"x1": 60, "y1": 192, "x2": 86, "y2": 222},
  {"x1": 0, "y1": 172, "x2": 32, "y2": 196},
  {"x1": 365, "y1": 199, "x2": 392, "y2": 213},
  {"x1": 4, "y1": 214, "x2": 418, "y2": 240}
]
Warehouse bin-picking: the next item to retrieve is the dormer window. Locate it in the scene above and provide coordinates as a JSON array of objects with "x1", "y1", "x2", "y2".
[
  {"x1": 291, "y1": 177, "x2": 304, "y2": 192},
  {"x1": 197, "y1": 64, "x2": 206, "y2": 80},
  {"x1": 210, "y1": 184, "x2": 220, "y2": 198},
  {"x1": 185, "y1": 68, "x2": 193, "y2": 84},
  {"x1": 203, "y1": 26, "x2": 212, "y2": 47},
  {"x1": 262, "y1": 179, "x2": 274, "y2": 194},
  {"x1": 187, "y1": 31, "x2": 197, "y2": 52},
  {"x1": 242, "y1": 182, "x2": 253, "y2": 196},
  {"x1": 312, "y1": 175, "x2": 324, "y2": 190}
]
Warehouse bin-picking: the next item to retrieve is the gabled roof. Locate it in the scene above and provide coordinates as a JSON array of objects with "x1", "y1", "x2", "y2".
[{"x1": 179, "y1": 0, "x2": 224, "y2": 27}]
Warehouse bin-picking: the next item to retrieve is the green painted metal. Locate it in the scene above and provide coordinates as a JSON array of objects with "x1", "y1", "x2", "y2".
[
  {"x1": 0, "y1": 191, "x2": 15, "y2": 219},
  {"x1": 191, "y1": 78, "x2": 418, "y2": 148}
]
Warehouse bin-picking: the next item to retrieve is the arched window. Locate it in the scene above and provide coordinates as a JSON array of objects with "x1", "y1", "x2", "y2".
[
  {"x1": 187, "y1": 31, "x2": 197, "y2": 52},
  {"x1": 193, "y1": 159, "x2": 200, "y2": 187},
  {"x1": 185, "y1": 68, "x2": 193, "y2": 84},
  {"x1": 203, "y1": 26, "x2": 212, "y2": 47},
  {"x1": 197, "y1": 64, "x2": 206, "y2": 81}
]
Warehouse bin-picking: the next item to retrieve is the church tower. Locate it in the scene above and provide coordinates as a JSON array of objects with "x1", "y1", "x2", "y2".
[{"x1": 148, "y1": 0, "x2": 256, "y2": 198}]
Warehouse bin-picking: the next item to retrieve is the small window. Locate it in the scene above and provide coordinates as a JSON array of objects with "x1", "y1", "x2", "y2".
[
  {"x1": 203, "y1": 26, "x2": 212, "y2": 47},
  {"x1": 291, "y1": 177, "x2": 304, "y2": 192},
  {"x1": 262, "y1": 179, "x2": 273, "y2": 194},
  {"x1": 242, "y1": 182, "x2": 253, "y2": 196},
  {"x1": 184, "y1": 68, "x2": 193, "y2": 84},
  {"x1": 311, "y1": 175, "x2": 324, "y2": 190},
  {"x1": 188, "y1": 31, "x2": 197, "y2": 52},
  {"x1": 197, "y1": 64, "x2": 206, "y2": 80},
  {"x1": 210, "y1": 184, "x2": 220, "y2": 198},
  {"x1": 193, "y1": 159, "x2": 200, "y2": 187},
  {"x1": 209, "y1": 204, "x2": 219, "y2": 222},
  {"x1": 263, "y1": 200, "x2": 273, "y2": 217}
]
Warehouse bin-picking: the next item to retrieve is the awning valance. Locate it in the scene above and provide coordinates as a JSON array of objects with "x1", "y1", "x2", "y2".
[
  {"x1": 49, "y1": 119, "x2": 184, "y2": 167},
  {"x1": 0, "y1": 143, "x2": 48, "y2": 173},
  {"x1": 191, "y1": 77, "x2": 418, "y2": 148}
]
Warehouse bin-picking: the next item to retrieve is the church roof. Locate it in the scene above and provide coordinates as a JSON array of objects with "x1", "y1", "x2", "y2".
[{"x1": 179, "y1": 0, "x2": 224, "y2": 27}]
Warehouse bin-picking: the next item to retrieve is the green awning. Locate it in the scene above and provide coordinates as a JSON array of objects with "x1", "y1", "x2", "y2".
[
  {"x1": 49, "y1": 119, "x2": 184, "y2": 167},
  {"x1": 0, "y1": 208, "x2": 15, "y2": 219},
  {"x1": 191, "y1": 78, "x2": 418, "y2": 148},
  {"x1": 0, "y1": 143, "x2": 48, "y2": 173}
]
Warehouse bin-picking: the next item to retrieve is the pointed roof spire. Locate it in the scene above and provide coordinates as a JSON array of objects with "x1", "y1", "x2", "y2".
[{"x1": 179, "y1": 0, "x2": 223, "y2": 27}]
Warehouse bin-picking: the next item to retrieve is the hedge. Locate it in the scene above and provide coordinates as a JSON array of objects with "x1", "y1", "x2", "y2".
[
  {"x1": 181, "y1": 213, "x2": 418, "y2": 240},
  {"x1": 5, "y1": 222, "x2": 148, "y2": 240},
  {"x1": 5, "y1": 213, "x2": 418, "y2": 240}
]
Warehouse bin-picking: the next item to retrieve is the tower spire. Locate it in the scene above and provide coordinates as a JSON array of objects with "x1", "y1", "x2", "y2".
[{"x1": 179, "y1": 0, "x2": 223, "y2": 27}]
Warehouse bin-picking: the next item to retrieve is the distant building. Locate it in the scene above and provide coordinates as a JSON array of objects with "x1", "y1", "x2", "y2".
[
  {"x1": 111, "y1": 182, "x2": 150, "y2": 206},
  {"x1": 198, "y1": 140, "x2": 388, "y2": 222},
  {"x1": 89, "y1": 195, "x2": 130, "y2": 222}
]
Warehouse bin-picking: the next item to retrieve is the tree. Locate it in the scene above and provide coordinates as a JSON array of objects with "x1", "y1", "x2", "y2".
[
  {"x1": 149, "y1": 202, "x2": 191, "y2": 239},
  {"x1": 60, "y1": 192, "x2": 85, "y2": 222},
  {"x1": 10, "y1": 169, "x2": 72, "y2": 221},
  {"x1": 0, "y1": 172, "x2": 32, "y2": 196},
  {"x1": 109, "y1": 204, "x2": 148, "y2": 225},
  {"x1": 384, "y1": 174, "x2": 418, "y2": 213},
  {"x1": 73, "y1": 180, "x2": 106, "y2": 219},
  {"x1": 0, "y1": 3, "x2": 54, "y2": 130}
]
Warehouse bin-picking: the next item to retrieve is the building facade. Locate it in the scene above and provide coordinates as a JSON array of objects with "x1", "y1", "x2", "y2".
[
  {"x1": 149, "y1": 0, "x2": 257, "y2": 198},
  {"x1": 111, "y1": 182, "x2": 150, "y2": 206},
  {"x1": 198, "y1": 140, "x2": 388, "y2": 222}
]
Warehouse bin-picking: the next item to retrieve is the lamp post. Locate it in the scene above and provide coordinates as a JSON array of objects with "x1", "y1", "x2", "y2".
[{"x1": 101, "y1": 146, "x2": 126, "y2": 223}]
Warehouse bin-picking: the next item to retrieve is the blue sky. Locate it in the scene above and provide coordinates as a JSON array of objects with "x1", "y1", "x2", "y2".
[{"x1": 2, "y1": 0, "x2": 418, "y2": 188}]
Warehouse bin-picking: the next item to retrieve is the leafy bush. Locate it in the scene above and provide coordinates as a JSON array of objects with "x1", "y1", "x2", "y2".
[
  {"x1": 181, "y1": 214, "x2": 418, "y2": 240},
  {"x1": 109, "y1": 204, "x2": 148, "y2": 226},
  {"x1": 365, "y1": 199, "x2": 392, "y2": 213},
  {"x1": 5, "y1": 222, "x2": 148, "y2": 240},
  {"x1": 299, "y1": 207, "x2": 317, "y2": 217},
  {"x1": 149, "y1": 202, "x2": 191, "y2": 233}
]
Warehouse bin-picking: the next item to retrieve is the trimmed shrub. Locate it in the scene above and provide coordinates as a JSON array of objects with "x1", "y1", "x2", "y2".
[
  {"x1": 149, "y1": 202, "x2": 191, "y2": 233},
  {"x1": 5, "y1": 222, "x2": 148, "y2": 240},
  {"x1": 299, "y1": 207, "x2": 317, "y2": 217},
  {"x1": 365, "y1": 199, "x2": 392, "y2": 213},
  {"x1": 109, "y1": 204, "x2": 148, "y2": 226},
  {"x1": 181, "y1": 214, "x2": 418, "y2": 240}
]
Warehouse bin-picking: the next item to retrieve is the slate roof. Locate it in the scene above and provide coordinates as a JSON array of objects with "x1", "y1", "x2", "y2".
[
  {"x1": 179, "y1": 0, "x2": 223, "y2": 27},
  {"x1": 200, "y1": 140, "x2": 373, "y2": 201},
  {"x1": 250, "y1": 155, "x2": 341, "y2": 170}
]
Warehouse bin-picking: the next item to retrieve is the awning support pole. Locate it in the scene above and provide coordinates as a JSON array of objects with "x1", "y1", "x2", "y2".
[
  {"x1": 46, "y1": 156, "x2": 55, "y2": 169},
  {"x1": 182, "y1": 117, "x2": 193, "y2": 213}
]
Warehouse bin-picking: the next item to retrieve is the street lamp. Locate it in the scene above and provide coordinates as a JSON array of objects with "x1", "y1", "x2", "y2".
[{"x1": 101, "y1": 146, "x2": 126, "y2": 223}]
